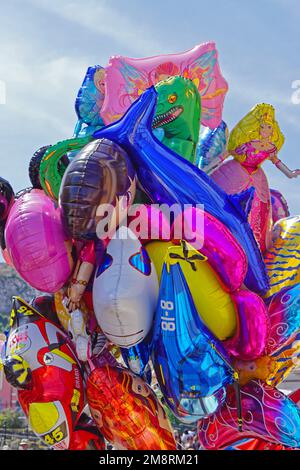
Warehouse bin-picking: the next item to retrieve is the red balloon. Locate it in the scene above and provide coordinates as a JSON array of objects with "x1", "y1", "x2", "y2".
[{"x1": 87, "y1": 365, "x2": 176, "y2": 450}]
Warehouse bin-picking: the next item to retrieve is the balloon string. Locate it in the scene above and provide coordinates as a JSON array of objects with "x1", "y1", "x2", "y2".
[
  {"x1": 209, "y1": 341, "x2": 243, "y2": 432},
  {"x1": 233, "y1": 380, "x2": 243, "y2": 432}
]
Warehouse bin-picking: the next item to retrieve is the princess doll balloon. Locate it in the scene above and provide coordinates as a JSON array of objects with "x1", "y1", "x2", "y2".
[{"x1": 211, "y1": 104, "x2": 300, "y2": 252}]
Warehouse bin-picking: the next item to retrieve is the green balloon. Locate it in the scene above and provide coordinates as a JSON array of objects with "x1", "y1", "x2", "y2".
[
  {"x1": 153, "y1": 76, "x2": 201, "y2": 164},
  {"x1": 39, "y1": 136, "x2": 92, "y2": 200}
]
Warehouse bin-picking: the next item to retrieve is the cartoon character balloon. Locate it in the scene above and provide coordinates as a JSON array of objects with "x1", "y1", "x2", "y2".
[
  {"x1": 151, "y1": 242, "x2": 235, "y2": 423},
  {"x1": 211, "y1": 104, "x2": 300, "y2": 252},
  {"x1": 152, "y1": 76, "x2": 201, "y2": 163},
  {"x1": 2, "y1": 297, "x2": 92, "y2": 450},
  {"x1": 59, "y1": 139, "x2": 136, "y2": 240}
]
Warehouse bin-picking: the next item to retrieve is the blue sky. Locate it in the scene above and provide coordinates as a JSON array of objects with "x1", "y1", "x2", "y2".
[{"x1": 0, "y1": 0, "x2": 300, "y2": 212}]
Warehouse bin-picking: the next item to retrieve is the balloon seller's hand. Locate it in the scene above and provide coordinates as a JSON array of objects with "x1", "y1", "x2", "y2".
[
  {"x1": 292, "y1": 169, "x2": 300, "y2": 178},
  {"x1": 66, "y1": 282, "x2": 85, "y2": 312}
]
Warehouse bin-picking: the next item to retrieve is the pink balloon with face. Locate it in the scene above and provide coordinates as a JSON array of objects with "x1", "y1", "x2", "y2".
[
  {"x1": 101, "y1": 42, "x2": 228, "y2": 128},
  {"x1": 5, "y1": 189, "x2": 73, "y2": 293}
]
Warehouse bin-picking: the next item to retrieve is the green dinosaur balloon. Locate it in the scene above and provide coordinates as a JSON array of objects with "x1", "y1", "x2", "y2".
[
  {"x1": 39, "y1": 136, "x2": 93, "y2": 200},
  {"x1": 153, "y1": 76, "x2": 201, "y2": 164}
]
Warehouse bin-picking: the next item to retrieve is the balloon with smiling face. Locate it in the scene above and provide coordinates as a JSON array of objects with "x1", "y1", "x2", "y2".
[
  {"x1": 59, "y1": 138, "x2": 136, "y2": 241},
  {"x1": 93, "y1": 226, "x2": 158, "y2": 348},
  {"x1": 87, "y1": 365, "x2": 176, "y2": 450}
]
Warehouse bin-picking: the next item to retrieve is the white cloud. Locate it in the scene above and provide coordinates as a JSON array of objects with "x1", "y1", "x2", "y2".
[
  {"x1": 0, "y1": 37, "x2": 87, "y2": 137},
  {"x1": 26, "y1": 0, "x2": 164, "y2": 57}
]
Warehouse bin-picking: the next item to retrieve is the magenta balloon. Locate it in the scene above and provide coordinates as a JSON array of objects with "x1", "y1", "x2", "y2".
[
  {"x1": 5, "y1": 189, "x2": 72, "y2": 293},
  {"x1": 172, "y1": 207, "x2": 247, "y2": 291},
  {"x1": 128, "y1": 204, "x2": 171, "y2": 243},
  {"x1": 224, "y1": 290, "x2": 270, "y2": 360}
]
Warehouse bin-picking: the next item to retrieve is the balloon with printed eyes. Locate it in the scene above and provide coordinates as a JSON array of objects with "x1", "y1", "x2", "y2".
[
  {"x1": 59, "y1": 139, "x2": 136, "y2": 240},
  {"x1": 93, "y1": 226, "x2": 158, "y2": 348},
  {"x1": 211, "y1": 104, "x2": 300, "y2": 253},
  {"x1": 74, "y1": 65, "x2": 106, "y2": 137}
]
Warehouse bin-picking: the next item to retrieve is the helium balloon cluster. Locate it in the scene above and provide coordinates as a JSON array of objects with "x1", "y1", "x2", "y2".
[{"x1": 0, "y1": 41, "x2": 300, "y2": 451}]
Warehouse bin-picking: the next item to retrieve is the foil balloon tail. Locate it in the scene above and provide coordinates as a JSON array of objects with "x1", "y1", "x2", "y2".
[
  {"x1": 94, "y1": 87, "x2": 269, "y2": 295},
  {"x1": 264, "y1": 216, "x2": 300, "y2": 298},
  {"x1": 196, "y1": 120, "x2": 228, "y2": 173},
  {"x1": 121, "y1": 339, "x2": 152, "y2": 377},
  {"x1": 151, "y1": 240, "x2": 241, "y2": 425}
]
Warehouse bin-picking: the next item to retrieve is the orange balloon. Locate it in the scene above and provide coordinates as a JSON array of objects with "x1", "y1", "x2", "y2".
[{"x1": 87, "y1": 365, "x2": 176, "y2": 450}]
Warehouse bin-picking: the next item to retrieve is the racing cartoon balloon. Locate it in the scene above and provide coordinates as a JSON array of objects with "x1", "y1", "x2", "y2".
[{"x1": 3, "y1": 297, "x2": 86, "y2": 450}]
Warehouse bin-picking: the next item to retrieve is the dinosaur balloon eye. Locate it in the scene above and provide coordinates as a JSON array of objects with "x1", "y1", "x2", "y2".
[{"x1": 168, "y1": 93, "x2": 177, "y2": 104}]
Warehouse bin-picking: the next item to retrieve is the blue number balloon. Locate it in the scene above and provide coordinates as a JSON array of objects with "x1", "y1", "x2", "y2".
[{"x1": 150, "y1": 242, "x2": 234, "y2": 423}]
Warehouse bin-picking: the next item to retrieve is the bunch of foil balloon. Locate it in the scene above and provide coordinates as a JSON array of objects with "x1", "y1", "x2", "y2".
[{"x1": 0, "y1": 41, "x2": 300, "y2": 451}]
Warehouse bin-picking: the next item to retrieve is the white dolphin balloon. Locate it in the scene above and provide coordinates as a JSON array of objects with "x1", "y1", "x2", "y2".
[{"x1": 93, "y1": 226, "x2": 158, "y2": 348}]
